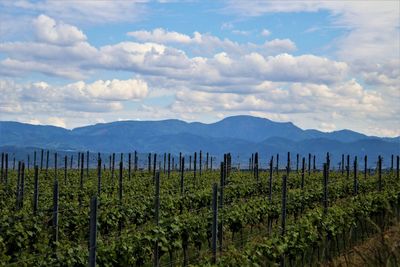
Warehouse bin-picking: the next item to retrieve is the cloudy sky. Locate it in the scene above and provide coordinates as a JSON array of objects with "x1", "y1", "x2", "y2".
[{"x1": 0, "y1": 1, "x2": 399, "y2": 136}]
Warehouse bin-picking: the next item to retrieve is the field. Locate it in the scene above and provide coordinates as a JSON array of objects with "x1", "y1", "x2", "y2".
[{"x1": 0, "y1": 152, "x2": 399, "y2": 266}]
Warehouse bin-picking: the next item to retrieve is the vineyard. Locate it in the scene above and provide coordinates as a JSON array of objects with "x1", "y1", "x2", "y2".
[{"x1": 0, "y1": 151, "x2": 399, "y2": 266}]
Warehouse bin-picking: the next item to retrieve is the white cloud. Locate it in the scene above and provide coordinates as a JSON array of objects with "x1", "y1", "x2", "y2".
[
  {"x1": 262, "y1": 39, "x2": 296, "y2": 53},
  {"x1": 261, "y1": 29, "x2": 271, "y2": 36},
  {"x1": 0, "y1": 10, "x2": 398, "y2": 136},
  {"x1": 127, "y1": 28, "x2": 296, "y2": 56},
  {"x1": 1, "y1": 1, "x2": 148, "y2": 24},
  {"x1": 0, "y1": 58, "x2": 87, "y2": 80},
  {"x1": 0, "y1": 78, "x2": 149, "y2": 117},
  {"x1": 0, "y1": 15, "x2": 337, "y2": 86},
  {"x1": 223, "y1": 1, "x2": 400, "y2": 93},
  {"x1": 33, "y1": 14, "x2": 87, "y2": 45},
  {"x1": 166, "y1": 77, "x2": 400, "y2": 136},
  {"x1": 127, "y1": 28, "x2": 192, "y2": 43},
  {"x1": 84, "y1": 79, "x2": 148, "y2": 101}
]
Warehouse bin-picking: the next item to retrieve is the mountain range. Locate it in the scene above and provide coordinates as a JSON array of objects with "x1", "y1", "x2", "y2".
[{"x1": 1, "y1": 115, "x2": 399, "y2": 168}]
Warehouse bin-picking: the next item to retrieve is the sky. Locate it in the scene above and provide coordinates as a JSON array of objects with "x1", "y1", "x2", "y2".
[{"x1": 0, "y1": 0, "x2": 399, "y2": 137}]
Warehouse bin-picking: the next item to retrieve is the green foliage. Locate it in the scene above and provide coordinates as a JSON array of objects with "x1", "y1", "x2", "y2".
[{"x1": 0, "y1": 163, "x2": 399, "y2": 266}]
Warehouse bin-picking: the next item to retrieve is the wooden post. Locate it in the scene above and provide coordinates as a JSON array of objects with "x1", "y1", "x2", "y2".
[
  {"x1": 46, "y1": 150, "x2": 49, "y2": 176},
  {"x1": 341, "y1": 154, "x2": 344, "y2": 175},
  {"x1": 313, "y1": 155, "x2": 316, "y2": 171},
  {"x1": 199, "y1": 150, "x2": 202, "y2": 177},
  {"x1": 353, "y1": 157, "x2": 358, "y2": 195},
  {"x1": 86, "y1": 151, "x2": 89, "y2": 179},
  {"x1": 180, "y1": 157, "x2": 185, "y2": 195},
  {"x1": 128, "y1": 153, "x2": 131, "y2": 181},
  {"x1": 286, "y1": 152, "x2": 290, "y2": 177},
  {"x1": 326, "y1": 152, "x2": 330, "y2": 171},
  {"x1": 0, "y1": 152, "x2": 4, "y2": 182},
  {"x1": 378, "y1": 156, "x2": 382, "y2": 191},
  {"x1": 54, "y1": 152, "x2": 58, "y2": 180},
  {"x1": 148, "y1": 153, "x2": 151, "y2": 173},
  {"x1": 269, "y1": 157, "x2": 273, "y2": 201},
  {"x1": 109, "y1": 154, "x2": 111, "y2": 171},
  {"x1": 97, "y1": 157, "x2": 102, "y2": 196},
  {"x1": 206, "y1": 152, "x2": 209, "y2": 171},
  {"x1": 194, "y1": 152, "x2": 197, "y2": 182},
  {"x1": 163, "y1": 153, "x2": 166, "y2": 174},
  {"x1": 346, "y1": 155, "x2": 350, "y2": 180},
  {"x1": 254, "y1": 152, "x2": 259, "y2": 182},
  {"x1": 111, "y1": 153, "x2": 115, "y2": 184},
  {"x1": 167, "y1": 153, "x2": 171, "y2": 178},
  {"x1": 364, "y1": 155, "x2": 367, "y2": 179},
  {"x1": 219, "y1": 162, "x2": 224, "y2": 253},
  {"x1": 179, "y1": 152, "x2": 182, "y2": 174},
  {"x1": 301, "y1": 157, "x2": 305, "y2": 190},
  {"x1": 134, "y1": 150, "x2": 138, "y2": 172},
  {"x1": 308, "y1": 153, "x2": 311, "y2": 176},
  {"x1": 119, "y1": 161, "x2": 123, "y2": 203},
  {"x1": 40, "y1": 149, "x2": 44, "y2": 170},
  {"x1": 80, "y1": 153, "x2": 84, "y2": 190},
  {"x1": 153, "y1": 153, "x2": 157, "y2": 181},
  {"x1": 296, "y1": 153, "x2": 299, "y2": 172},
  {"x1": 391, "y1": 154, "x2": 394, "y2": 171},
  {"x1": 4, "y1": 154, "x2": 8, "y2": 184},
  {"x1": 64, "y1": 155, "x2": 67, "y2": 185}
]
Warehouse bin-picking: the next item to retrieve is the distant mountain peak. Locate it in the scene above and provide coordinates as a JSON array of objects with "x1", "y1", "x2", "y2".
[{"x1": 0, "y1": 116, "x2": 398, "y2": 158}]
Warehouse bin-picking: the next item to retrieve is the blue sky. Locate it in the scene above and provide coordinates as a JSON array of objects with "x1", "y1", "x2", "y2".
[{"x1": 0, "y1": 1, "x2": 399, "y2": 137}]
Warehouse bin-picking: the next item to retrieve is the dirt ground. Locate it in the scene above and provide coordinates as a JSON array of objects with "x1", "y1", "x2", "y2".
[{"x1": 327, "y1": 223, "x2": 400, "y2": 267}]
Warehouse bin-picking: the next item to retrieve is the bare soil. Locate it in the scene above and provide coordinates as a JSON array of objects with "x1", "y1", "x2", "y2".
[{"x1": 327, "y1": 223, "x2": 400, "y2": 267}]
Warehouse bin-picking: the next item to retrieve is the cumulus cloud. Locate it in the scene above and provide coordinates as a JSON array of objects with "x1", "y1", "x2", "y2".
[
  {"x1": 69, "y1": 79, "x2": 148, "y2": 101},
  {"x1": 168, "y1": 78, "x2": 399, "y2": 136},
  {"x1": 127, "y1": 28, "x2": 296, "y2": 56},
  {"x1": 0, "y1": 11, "x2": 398, "y2": 136},
  {"x1": 1, "y1": 15, "x2": 339, "y2": 86},
  {"x1": 96, "y1": 45, "x2": 344, "y2": 86},
  {"x1": 33, "y1": 14, "x2": 87, "y2": 45},
  {"x1": 223, "y1": 1, "x2": 400, "y2": 92},
  {"x1": 0, "y1": 78, "x2": 149, "y2": 117},
  {"x1": 263, "y1": 39, "x2": 296, "y2": 52}
]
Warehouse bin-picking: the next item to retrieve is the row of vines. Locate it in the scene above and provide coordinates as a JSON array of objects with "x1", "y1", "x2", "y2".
[{"x1": 0, "y1": 151, "x2": 399, "y2": 266}]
